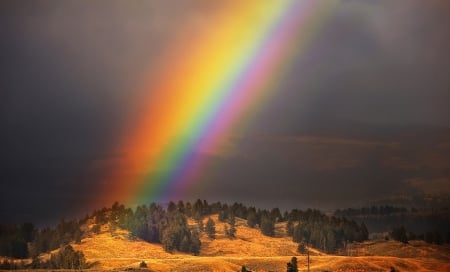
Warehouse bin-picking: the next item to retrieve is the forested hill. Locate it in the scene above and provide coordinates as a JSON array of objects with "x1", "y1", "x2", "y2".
[
  {"x1": 1, "y1": 200, "x2": 449, "y2": 270},
  {"x1": 334, "y1": 205, "x2": 450, "y2": 243},
  {"x1": 1, "y1": 200, "x2": 368, "y2": 261}
]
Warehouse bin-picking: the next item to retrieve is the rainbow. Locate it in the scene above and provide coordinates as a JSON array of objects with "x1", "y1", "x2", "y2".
[{"x1": 100, "y1": 0, "x2": 336, "y2": 207}]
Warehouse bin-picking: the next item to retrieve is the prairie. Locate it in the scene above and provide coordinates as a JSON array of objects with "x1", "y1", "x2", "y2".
[{"x1": 62, "y1": 215, "x2": 450, "y2": 272}]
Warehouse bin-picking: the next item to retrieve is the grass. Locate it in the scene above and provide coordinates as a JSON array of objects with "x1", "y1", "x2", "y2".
[{"x1": 33, "y1": 215, "x2": 450, "y2": 271}]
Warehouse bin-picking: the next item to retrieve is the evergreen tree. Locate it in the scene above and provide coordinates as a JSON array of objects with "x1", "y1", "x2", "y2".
[
  {"x1": 360, "y1": 222, "x2": 369, "y2": 241},
  {"x1": 197, "y1": 218, "x2": 204, "y2": 232},
  {"x1": 49, "y1": 245, "x2": 86, "y2": 269},
  {"x1": 260, "y1": 213, "x2": 275, "y2": 237},
  {"x1": 297, "y1": 242, "x2": 307, "y2": 254},
  {"x1": 179, "y1": 236, "x2": 190, "y2": 252},
  {"x1": 185, "y1": 201, "x2": 193, "y2": 217},
  {"x1": 160, "y1": 212, "x2": 195, "y2": 253},
  {"x1": 177, "y1": 200, "x2": 185, "y2": 213},
  {"x1": 286, "y1": 219, "x2": 294, "y2": 237},
  {"x1": 247, "y1": 209, "x2": 257, "y2": 228},
  {"x1": 325, "y1": 229, "x2": 337, "y2": 253},
  {"x1": 391, "y1": 226, "x2": 408, "y2": 243},
  {"x1": 218, "y1": 210, "x2": 227, "y2": 222},
  {"x1": 139, "y1": 261, "x2": 147, "y2": 268},
  {"x1": 205, "y1": 218, "x2": 216, "y2": 239},
  {"x1": 190, "y1": 229, "x2": 201, "y2": 255},
  {"x1": 168, "y1": 201, "x2": 177, "y2": 213},
  {"x1": 270, "y1": 208, "x2": 282, "y2": 222},
  {"x1": 227, "y1": 215, "x2": 237, "y2": 238},
  {"x1": 193, "y1": 199, "x2": 204, "y2": 220},
  {"x1": 286, "y1": 256, "x2": 298, "y2": 272}
]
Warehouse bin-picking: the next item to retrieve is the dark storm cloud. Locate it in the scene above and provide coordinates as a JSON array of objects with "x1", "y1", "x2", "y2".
[
  {"x1": 0, "y1": 1, "x2": 174, "y2": 224},
  {"x1": 0, "y1": 0, "x2": 228, "y2": 224},
  {"x1": 190, "y1": 131, "x2": 450, "y2": 210},
  {"x1": 253, "y1": 0, "x2": 450, "y2": 132},
  {"x1": 191, "y1": 0, "x2": 450, "y2": 209},
  {"x1": 1, "y1": 0, "x2": 449, "y2": 223}
]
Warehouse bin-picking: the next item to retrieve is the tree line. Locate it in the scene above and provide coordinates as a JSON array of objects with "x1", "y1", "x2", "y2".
[
  {"x1": 0, "y1": 220, "x2": 86, "y2": 269},
  {"x1": 2, "y1": 199, "x2": 449, "y2": 265},
  {"x1": 0, "y1": 200, "x2": 370, "y2": 261},
  {"x1": 335, "y1": 205, "x2": 411, "y2": 217},
  {"x1": 390, "y1": 225, "x2": 449, "y2": 245},
  {"x1": 334, "y1": 205, "x2": 450, "y2": 243},
  {"x1": 287, "y1": 209, "x2": 369, "y2": 253}
]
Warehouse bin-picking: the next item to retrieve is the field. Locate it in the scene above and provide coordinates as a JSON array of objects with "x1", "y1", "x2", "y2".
[{"x1": 59, "y1": 215, "x2": 450, "y2": 272}]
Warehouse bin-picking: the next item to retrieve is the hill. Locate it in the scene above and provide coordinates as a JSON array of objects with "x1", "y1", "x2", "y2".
[
  {"x1": 62, "y1": 215, "x2": 450, "y2": 272},
  {"x1": 2, "y1": 201, "x2": 449, "y2": 272}
]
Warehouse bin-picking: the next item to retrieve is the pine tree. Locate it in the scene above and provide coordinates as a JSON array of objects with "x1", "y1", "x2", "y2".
[
  {"x1": 361, "y1": 222, "x2": 369, "y2": 241},
  {"x1": 391, "y1": 226, "x2": 408, "y2": 243},
  {"x1": 205, "y1": 218, "x2": 216, "y2": 239},
  {"x1": 297, "y1": 242, "x2": 307, "y2": 254},
  {"x1": 286, "y1": 219, "x2": 294, "y2": 237},
  {"x1": 286, "y1": 256, "x2": 298, "y2": 272},
  {"x1": 197, "y1": 218, "x2": 204, "y2": 232},
  {"x1": 168, "y1": 201, "x2": 177, "y2": 213},
  {"x1": 218, "y1": 210, "x2": 227, "y2": 222},
  {"x1": 247, "y1": 209, "x2": 257, "y2": 228},
  {"x1": 139, "y1": 261, "x2": 147, "y2": 268},
  {"x1": 227, "y1": 216, "x2": 236, "y2": 238},
  {"x1": 270, "y1": 208, "x2": 282, "y2": 222},
  {"x1": 260, "y1": 213, "x2": 275, "y2": 237},
  {"x1": 193, "y1": 199, "x2": 204, "y2": 220},
  {"x1": 189, "y1": 229, "x2": 201, "y2": 255}
]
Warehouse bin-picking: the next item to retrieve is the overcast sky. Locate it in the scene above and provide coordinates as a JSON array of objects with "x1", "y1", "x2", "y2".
[{"x1": 1, "y1": 0, "x2": 449, "y2": 224}]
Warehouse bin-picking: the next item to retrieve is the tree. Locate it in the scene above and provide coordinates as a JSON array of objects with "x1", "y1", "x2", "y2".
[
  {"x1": 260, "y1": 214, "x2": 275, "y2": 237},
  {"x1": 189, "y1": 229, "x2": 201, "y2": 255},
  {"x1": 177, "y1": 200, "x2": 185, "y2": 213},
  {"x1": 160, "y1": 212, "x2": 198, "y2": 254},
  {"x1": 197, "y1": 218, "x2": 204, "y2": 232},
  {"x1": 360, "y1": 222, "x2": 369, "y2": 241},
  {"x1": 270, "y1": 208, "x2": 282, "y2": 222},
  {"x1": 286, "y1": 256, "x2": 298, "y2": 272},
  {"x1": 325, "y1": 229, "x2": 337, "y2": 253},
  {"x1": 139, "y1": 261, "x2": 147, "y2": 268},
  {"x1": 391, "y1": 226, "x2": 408, "y2": 244},
  {"x1": 297, "y1": 242, "x2": 307, "y2": 254},
  {"x1": 205, "y1": 218, "x2": 216, "y2": 239},
  {"x1": 49, "y1": 245, "x2": 86, "y2": 269},
  {"x1": 218, "y1": 210, "x2": 227, "y2": 222},
  {"x1": 168, "y1": 201, "x2": 177, "y2": 213},
  {"x1": 179, "y1": 236, "x2": 190, "y2": 252},
  {"x1": 247, "y1": 209, "x2": 257, "y2": 228},
  {"x1": 226, "y1": 216, "x2": 236, "y2": 239},
  {"x1": 193, "y1": 199, "x2": 204, "y2": 220},
  {"x1": 286, "y1": 219, "x2": 294, "y2": 237}
]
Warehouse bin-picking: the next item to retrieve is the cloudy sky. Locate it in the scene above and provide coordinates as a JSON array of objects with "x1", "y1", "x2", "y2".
[{"x1": 1, "y1": 0, "x2": 449, "y2": 224}]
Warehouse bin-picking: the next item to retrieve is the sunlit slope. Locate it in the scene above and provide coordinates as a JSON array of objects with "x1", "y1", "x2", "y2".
[{"x1": 70, "y1": 215, "x2": 450, "y2": 271}]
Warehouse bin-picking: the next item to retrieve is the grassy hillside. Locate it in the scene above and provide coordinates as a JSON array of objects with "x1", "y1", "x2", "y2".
[{"x1": 63, "y1": 214, "x2": 450, "y2": 272}]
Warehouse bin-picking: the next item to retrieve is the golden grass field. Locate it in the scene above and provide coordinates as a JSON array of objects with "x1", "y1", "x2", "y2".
[{"x1": 58, "y1": 215, "x2": 450, "y2": 272}]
